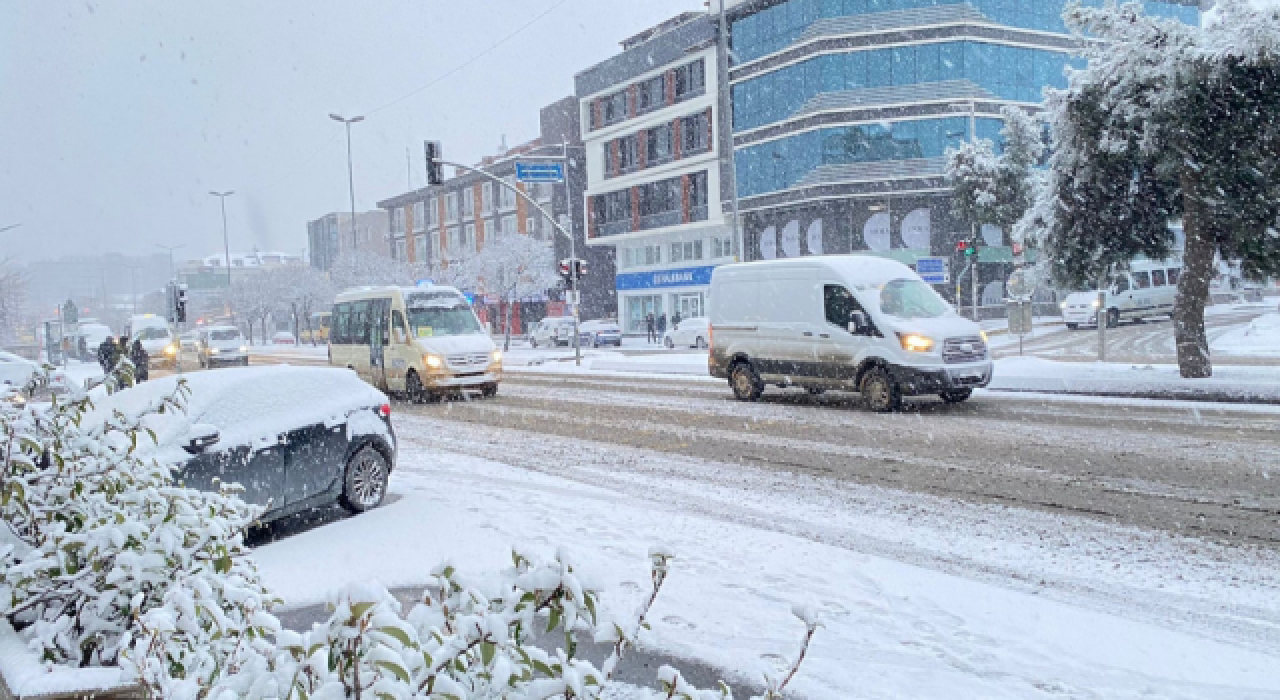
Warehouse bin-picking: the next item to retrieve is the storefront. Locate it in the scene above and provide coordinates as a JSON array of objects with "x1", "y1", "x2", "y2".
[{"x1": 616, "y1": 265, "x2": 717, "y2": 333}]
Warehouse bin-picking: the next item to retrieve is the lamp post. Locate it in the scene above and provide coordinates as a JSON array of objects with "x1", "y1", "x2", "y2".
[
  {"x1": 330, "y1": 114, "x2": 365, "y2": 252},
  {"x1": 209, "y1": 191, "x2": 235, "y2": 289}
]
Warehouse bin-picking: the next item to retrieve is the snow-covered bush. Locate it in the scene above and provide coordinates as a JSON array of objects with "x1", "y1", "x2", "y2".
[{"x1": 0, "y1": 365, "x2": 272, "y2": 674}]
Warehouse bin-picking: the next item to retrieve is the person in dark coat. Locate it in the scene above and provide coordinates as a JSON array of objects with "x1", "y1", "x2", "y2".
[
  {"x1": 645, "y1": 313, "x2": 656, "y2": 344},
  {"x1": 130, "y1": 339, "x2": 150, "y2": 382},
  {"x1": 657, "y1": 313, "x2": 668, "y2": 335},
  {"x1": 97, "y1": 336, "x2": 118, "y2": 373},
  {"x1": 118, "y1": 336, "x2": 130, "y2": 359},
  {"x1": 77, "y1": 336, "x2": 88, "y2": 362},
  {"x1": 672, "y1": 311, "x2": 683, "y2": 327}
]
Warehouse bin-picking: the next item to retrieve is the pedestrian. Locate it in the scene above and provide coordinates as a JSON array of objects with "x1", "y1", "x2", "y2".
[
  {"x1": 130, "y1": 339, "x2": 150, "y2": 382},
  {"x1": 672, "y1": 310, "x2": 683, "y2": 327},
  {"x1": 97, "y1": 336, "x2": 118, "y2": 373},
  {"x1": 645, "y1": 313, "x2": 656, "y2": 344},
  {"x1": 657, "y1": 313, "x2": 668, "y2": 335},
  {"x1": 117, "y1": 335, "x2": 130, "y2": 360},
  {"x1": 77, "y1": 336, "x2": 88, "y2": 362}
]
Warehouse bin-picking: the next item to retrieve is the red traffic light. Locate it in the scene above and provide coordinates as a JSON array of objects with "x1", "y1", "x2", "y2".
[
  {"x1": 559, "y1": 259, "x2": 572, "y2": 279},
  {"x1": 955, "y1": 241, "x2": 970, "y2": 254}
]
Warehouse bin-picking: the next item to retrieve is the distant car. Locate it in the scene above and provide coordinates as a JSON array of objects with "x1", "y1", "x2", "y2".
[
  {"x1": 272, "y1": 331, "x2": 298, "y2": 346},
  {"x1": 194, "y1": 327, "x2": 249, "y2": 368},
  {"x1": 663, "y1": 317, "x2": 710, "y2": 349},
  {"x1": 579, "y1": 320, "x2": 622, "y2": 348},
  {"x1": 529, "y1": 317, "x2": 577, "y2": 348},
  {"x1": 91, "y1": 366, "x2": 397, "y2": 524},
  {"x1": 127, "y1": 316, "x2": 178, "y2": 369},
  {"x1": 0, "y1": 351, "x2": 41, "y2": 391}
]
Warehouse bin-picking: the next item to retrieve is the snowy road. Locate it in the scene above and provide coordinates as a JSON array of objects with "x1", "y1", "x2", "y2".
[{"x1": 401, "y1": 373, "x2": 1280, "y2": 547}]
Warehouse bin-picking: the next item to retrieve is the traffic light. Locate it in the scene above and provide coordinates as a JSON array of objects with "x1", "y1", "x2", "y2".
[
  {"x1": 559, "y1": 259, "x2": 573, "y2": 281},
  {"x1": 955, "y1": 240, "x2": 971, "y2": 256},
  {"x1": 573, "y1": 259, "x2": 587, "y2": 280},
  {"x1": 172, "y1": 283, "x2": 189, "y2": 323},
  {"x1": 424, "y1": 141, "x2": 444, "y2": 186}
]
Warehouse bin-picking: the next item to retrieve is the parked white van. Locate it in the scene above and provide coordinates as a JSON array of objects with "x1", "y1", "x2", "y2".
[
  {"x1": 330, "y1": 286, "x2": 501, "y2": 400},
  {"x1": 708, "y1": 256, "x2": 992, "y2": 411},
  {"x1": 1060, "y1": 258, "x2": 1182, "y2": 329}
]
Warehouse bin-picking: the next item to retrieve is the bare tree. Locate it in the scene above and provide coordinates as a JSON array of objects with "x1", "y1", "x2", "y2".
[
  {"x1": 467, "y1": 235, "x2": 560, "y2": 351},
  {"x1": 270, "y1": 266, "x2": 334, "y2": 344}
]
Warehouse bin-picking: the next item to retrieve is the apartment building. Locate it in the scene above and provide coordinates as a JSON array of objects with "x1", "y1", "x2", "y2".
[{"x1": 306, "y1": 210, "x2": 392, "y2": 271}]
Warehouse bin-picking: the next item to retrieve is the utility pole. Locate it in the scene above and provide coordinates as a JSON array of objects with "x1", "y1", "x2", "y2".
[
  {"x1": 209, "y1": 191, "x2": 235, "y2": 290},
  {"x1": 717, "y1": 0, "x2": 743, "y2": 260},
  {"x1": 330, "y1": 113, "x2": 365, "y2": 251}
]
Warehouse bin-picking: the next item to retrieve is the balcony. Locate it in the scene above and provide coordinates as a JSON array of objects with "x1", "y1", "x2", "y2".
[{"x1": 599, "y1": 220, "x2": 634, "y2": 237}]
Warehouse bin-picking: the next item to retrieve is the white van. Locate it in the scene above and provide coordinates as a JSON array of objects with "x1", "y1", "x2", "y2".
[
  {"x1": 708, "y1": 256, "x2": 992, "y2": 412},
  {"x1": 1060, "y1": 259, "x2": 1182, "y2": 329},
  {"x1": 330, "y1": 286, "x2": 501, "y2": 400},
  {"x1": 529, "y1": 317, "x2": 577, "y2": 348}
]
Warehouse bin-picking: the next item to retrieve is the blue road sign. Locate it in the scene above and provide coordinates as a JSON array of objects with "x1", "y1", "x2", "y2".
[
  {"x1": 515, "y1": 162, "x2": 565, "y2": 183},
  {"x1": 915, "y1": 257, "x2": 950, "y2": 285}
]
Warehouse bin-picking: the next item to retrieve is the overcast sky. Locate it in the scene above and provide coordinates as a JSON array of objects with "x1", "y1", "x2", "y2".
[{"x1": 0, "y1": 0, "x2": 704, "y2": 263}]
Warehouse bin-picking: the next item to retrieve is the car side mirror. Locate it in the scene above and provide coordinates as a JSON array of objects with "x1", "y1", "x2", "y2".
[
  {"x1": 184, "y1": 424, "x2": 220, "y2": 455},
  {"x1": 848, "y1": 311, "x2": 869, "y2": 335}
]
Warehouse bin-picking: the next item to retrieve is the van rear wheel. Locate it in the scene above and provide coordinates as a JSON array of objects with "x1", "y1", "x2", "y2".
[
  {"x1": 860, "y1": 367, "x2": 901, "y2": 413},
  {"x1": 730, "y1": 362, "x2": 764, "y2": 402}
]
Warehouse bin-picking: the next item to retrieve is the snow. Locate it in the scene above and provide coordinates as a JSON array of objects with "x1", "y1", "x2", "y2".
[
  {"x1": 86, "y1": 365, "x2": 388, "y2": 463},
  {"x1": 252, "y1": 416, "x2": 1280, "y2": 700},
  {"x1": 1213, "y1": 312, "x2": 1280, "y2": 357},
  {"x1": 0, "y1": 621, "x2": 132, "y2": 697},
  {"x1": 991, "y1": 356, "x2": 1280, "y2": 401}
]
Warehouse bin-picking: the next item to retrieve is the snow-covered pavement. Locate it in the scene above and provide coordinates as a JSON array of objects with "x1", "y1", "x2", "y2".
[{"x1": 254, "y1": 408, "x2": 1280, "y2": 700}]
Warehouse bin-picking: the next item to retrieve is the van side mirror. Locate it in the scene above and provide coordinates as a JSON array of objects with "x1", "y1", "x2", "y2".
[
  {"x1": 184, "y1": 424, "x2": 220, "y2": 455},
  {"x1": 848, "y1": 311, "x2": 869, "y2": 335}
]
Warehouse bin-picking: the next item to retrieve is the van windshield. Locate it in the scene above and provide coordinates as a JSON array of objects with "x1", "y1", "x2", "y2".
[
  {"x1": 209, "y1": 330, "x2": 240, "y2": 342},
  {"x1": 407, "y1": 306, "x2": 483, "y2": 338},
  {"x1": 879, "y1": 279, "x2": 951, "y2": 319},
  {"x1": 135, "y1": 327, "x2": 170, "y2": 341}
]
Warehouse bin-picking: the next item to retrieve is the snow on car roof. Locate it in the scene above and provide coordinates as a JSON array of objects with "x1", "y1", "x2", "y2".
[
  {"x1": 715, "y1": 254, "x2": 915, "y2": 287},
  {"x1": 88, "y1": 366, "x2": 387, "y2": 464}
]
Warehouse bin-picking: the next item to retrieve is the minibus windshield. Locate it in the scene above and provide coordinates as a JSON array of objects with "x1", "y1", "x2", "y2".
[
  {"x1": 408, "y1": 306, "x2": 483, "y2": 338},
  {"x1": 879, "y1": 279, "x2": 951, "y2": 319}
]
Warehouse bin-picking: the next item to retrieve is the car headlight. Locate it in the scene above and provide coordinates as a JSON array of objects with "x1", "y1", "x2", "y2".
[
  {"x1": 424, "y1": 353, "x2": 444, "y2": 369},
  {"x1": 1091, "y1": 299, "x2": 1101, "y2": 308},
  {"x1": 492, "y1": 350, "x2": 503, "y2": 364},
  {"x1": 239, "y1": 346, "x2": 248, "y2": 353},
  {"x1": 896, "y1": 333, "x2": 935, "y2": 353},
  {"x1": 164, "y1": 344, "x2": 178, "y2": 356},
  {"x1": 1060, "y1": 301, "x2": 1068, "y2": 310},
  {"x1": 980, "y1": 330, "x2": 990, "y2": 344}
]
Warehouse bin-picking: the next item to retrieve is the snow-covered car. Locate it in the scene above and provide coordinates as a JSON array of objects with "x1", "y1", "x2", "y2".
[
  {"x1": 663, "y1": 317, "x2": 710, "y2": 349},
  {"x1": 127, "y1": 316, "x2": 178, "y2": 369},
  {"x1": 195, "y1": 326, "x2": 249, "y2": 368},
  {"x1": 272, "y1": 331, "x2": 297, "y2": 346},
  {"x1": 579, "y1": 320, "x2": 622, "y2": 348},
  {"x1": 0, "y1": 350, "x2": 41, "y2": 391},
  {"x1": 529, "y1": 317, "x2": 576, "y2": 348},
  {"x1": 90, "y1": 366, "x2": 397, "y2": 524}
]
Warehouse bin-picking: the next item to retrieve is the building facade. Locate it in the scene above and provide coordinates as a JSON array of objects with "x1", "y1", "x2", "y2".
[
  {"x1": 726, "y1": 0, "x2": 1199, "y2": 306},
  {"x1": 377, "y1": 98, "x2": 615, "y2": 330},
  {"x1": 307, "y1": 210, "x2": 392, "y2": 271},
  {"x1": 577, "y1": 13, "x2": 736, "y2": 332}
]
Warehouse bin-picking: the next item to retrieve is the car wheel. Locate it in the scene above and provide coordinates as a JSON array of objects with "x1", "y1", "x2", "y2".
[
  {"x1": 729, "y1": 361, "x2": 764, "y2": 402},
  {"x1": 481, "y1": 383, "x2": 499, "y2": 398},
  {"x1": 405, "y1": 370, "x2": 427, "y2": 404},
  {"x1": 1066, "y1": 323, "x2": 1078, "y2": 330},
  {"x1": 1106, "y1": 309, "x2": 1120, "y2": 328},
  {"x1": 860, "y1": 367, "x2": 901, "y2": 413},
  {"x1": 695, "y1": 336, "x2": 707, "y2": 349},
  {"x1": 664, "y1": 337, "x2": 674, "y2": 349},
  {"x1": 340, "y1": 446, "x2": 389, "y2": 514},
  {"x1": 940, "y1": 389, "x2": 973, "y2": 404}
]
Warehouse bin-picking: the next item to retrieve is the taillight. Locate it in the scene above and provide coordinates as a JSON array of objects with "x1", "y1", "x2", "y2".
[{"x1": 377, "y1": 403, "x2": 391, "y2": 418}]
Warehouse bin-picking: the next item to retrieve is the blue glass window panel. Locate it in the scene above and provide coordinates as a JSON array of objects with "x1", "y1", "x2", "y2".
[
  {"x1": 891, "y1": 46, "x2": 917, "y2": 86},
  {"x1": 867, "y1": 50, "x2": 892, "y2": 87}
]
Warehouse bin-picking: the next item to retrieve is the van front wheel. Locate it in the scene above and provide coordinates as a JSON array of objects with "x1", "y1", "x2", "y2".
[
  {"x1": 860, "y1": 367, "x2": 901, "y2": 413},
  {"x1": 730, "y1": 362, "x2": 764, "y2": 402}
]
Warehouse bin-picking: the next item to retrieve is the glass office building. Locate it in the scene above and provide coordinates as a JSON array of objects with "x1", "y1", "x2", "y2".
[{"x1": 726, "y1": 0, "x2": 1200, "y2": 304}]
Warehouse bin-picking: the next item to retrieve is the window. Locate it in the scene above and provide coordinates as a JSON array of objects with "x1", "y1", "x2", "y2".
[
  {"x1": 526, "y1": 217, "x2": 538, "y2": 238},
  {"x1": 535, "y1": 182, "x2": 553, "y2": 202},
  {"x1": 681, "y1": 112, "x2": 711, "y2": 154},
  {"x1": 482, "y1": 183, "x2": 493, "y2": 214},
  {"x1": 464, "y1": 223, "x2": 476, "y2": 252},
  {"x1": 1113, "y1": 276, "x2": 1131, "y2": 293},
  {"x1": 670, "y1": 240, "x2": 703, "y2": 264},
  {"x1": 499, "y1": 177, "x2": 517, "y2": 210},
  {"x1": 645, "y1": 245, "x2": 662, "y2": 265},
  {"x1": 428, "y1": 197, "x2": 439, "y2": 227},
  {"x1": 394, "y1": 239, "x2": 407, "y2": 261},
  {"x1": 647, "y1": 123, "x2": 674, "y2": 165},
  {"x1": 880, "y1": 279, "x2": 950, "y2": 319},
  {"x1": 687, "y1": 172, "x2": 709, "y2": 221},
  {"x1": 1152, "y1": 269, "x2": 1167, "y2": 287},
  {"x1": 446, "y1": 192, "x2": 459, "y2": 222},
  {"x1": 1167, "y1": 268, "x2": 1182, "y2": 285},
  {"x1": 637, "y1": 74, "x2": 666, "y2": 113},
  {"x1": 1133, "y1": 271, "x2": 1152, "y2": 289},
  {"x1": 392, "y1": 311, "x2": 409, "y2": 345},
  {"x1": 501, "y1": 214, "x2": 518, "y2": 237},
  {"x1": 593, "y1": 189, "x2": 633, "y2": 236},
  {"x1": 712, "y1": 235, "x2": 734, "y2": 258},
  {"x1": 463, "y1": 188, "x2": 475, "y2": 219},
  {"x1": 601, "y1": 91, "x2": 628, "y2": 125},
  {"x1": 348, "y1": 301, "x2": 372, "y2": 345},
  {"x1": 412, "y1": 202, "x2": 426, "y2": 232},
  {"x1": 414, "y1": 234, "x2": 426, "y2": 260},
  {"x1": 824, "y1": 285, "x2": 862, "y2": 327},
  {"x1": 617, "y1": 135, "x2": 640, "y2": 173},
  {"x1": 391, "y1": 207, "x2": 405, "y2": 234},
  {"x1": 674, "y1": 60, "x2": 705, "y2": 101},
  {"x1": 333, "y1": 303, "x2": 351, "y2": 344},
  {"x1": 446, "y1": 226, "x2": 460, "y2": 255}
]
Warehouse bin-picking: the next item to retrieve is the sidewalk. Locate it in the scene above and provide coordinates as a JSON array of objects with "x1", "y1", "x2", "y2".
[{"x1": 989, "y1": 357, "x2": 1280, "y2": 405}]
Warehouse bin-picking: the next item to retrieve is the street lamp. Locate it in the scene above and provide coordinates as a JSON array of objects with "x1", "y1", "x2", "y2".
[
  {"x1": 330, "y1": 113, "x2": 365, "y2": 251},
  {"x1": 209, "y1": 191, "x2": 235, "y2": 289},
  {"x1": 155, "y1": 243, "x2": 184, "y2": 280}
]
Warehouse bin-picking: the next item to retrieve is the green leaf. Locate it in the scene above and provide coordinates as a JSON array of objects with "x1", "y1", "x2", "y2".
[
  {"x1": 546, "y1": 608, "x2": 562, "y2": 634},
  {"x1": 374, "y1": 660, "x2": 410, "y2": 684},
  {"x1": 349, "y1": 601, "x2": 376, "y2": 620},
  {"x1": 531, "y1": 659, "x2": 554, "y2": 677},
  {"x1": 584, "y1": 595, "x2": 597, "y2": 624},
  {"x1": 480, "y1": 642, "x2": 495, "y2": 666},
  {"x1": 379, "y1": 626, "x2": 413, "y2": 647}
]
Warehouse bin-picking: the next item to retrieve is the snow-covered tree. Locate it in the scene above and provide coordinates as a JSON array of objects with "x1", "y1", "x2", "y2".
[
  {"x1": 1033, "y1": 0, "x2": 1280, "y2": 378},
  {"x1": 330, "y1": 250, "x2": 421, "y2": 292},
  {"x1": 0, "y1": 256, "x2": 27, "y2": 344},
  {"x1": 947, "y1": 105, "x2": 1045, "y2": 235},
  {"x1": 468, "y1": 235, "x2": 561, "y2": 351},
  {"x1": 0, "y1": 367, "x2": 271, "y2": 672},
  {"x1": 228, "y1": 274, "x2": 274, "y2": 345}
]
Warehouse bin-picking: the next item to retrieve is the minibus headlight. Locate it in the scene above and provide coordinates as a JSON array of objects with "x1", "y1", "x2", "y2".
[
  {"x1": 239, "y1": 345, "x2": 248, "y2": 353},
  {"x1": 424, "y1": 353, "x2": 444, "y2": 369},
  {"x1": 979, "y1": 330, "x2": 990, "y2": 344},
  {"x1": 164, "y1": 344, "x2": 178, "y2": 356},
  {"x1": 897, "y1": 333, "x2": 935, "y2": 353},
  {"x1": 1091, "y1": 299, "x2": 1101, "y2": 308},
  {"x1": 492, "y1": 350, "x2": 503, "y2": 364},
  {"x1": 1060, "y1": 301, "x2": 1068, "y2": 310}
]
